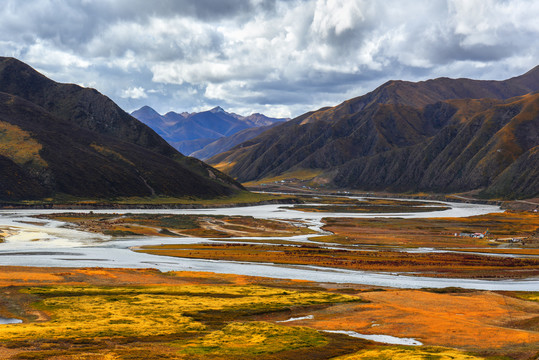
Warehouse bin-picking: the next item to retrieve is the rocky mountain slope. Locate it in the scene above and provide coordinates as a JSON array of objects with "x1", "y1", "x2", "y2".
[
  {"x1": 0, "y1": 57, "x2": 242, "y2": 200},
  {"x1": 131, "y1": 106, "x2": 287, "y2": 156},
  {"x1": 209, "y1": 67, "x2": 539, "y2": 199}
]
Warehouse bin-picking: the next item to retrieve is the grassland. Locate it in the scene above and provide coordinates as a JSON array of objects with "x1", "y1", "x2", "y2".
[
  {"x1": 137, "y1": 243, "x2": 539, "y2": 279},
  {"x1": 0, "y1": 267, "x2": 537, "y2": 359},
  {"x1": 0, "y1": 268, "x2": 365, "y2": 359},
  {"x1": 261, "y1": 288, "x2": 539, "y2": 360},
  {"x1": 290, "y1": 197, "x2": 450, "y2": 213},
  {"x1": 331, "y1": 346, "x2": 489, "y2": 360},
  {"x1": 130, "y1": 211, "x2": 539, "y2": 279},
  {"x1": 2, "y1": 199, "x2": 538, "y2": 358},
  {"x1": 320, "y1": 211, "x2": 539, "y2": 248},
  {"x1": 1, "y1": 285, "x2": 353, "y2": 341},
  {"x1": 3, "y1": 190, "x2": 297, "y2": 208}
]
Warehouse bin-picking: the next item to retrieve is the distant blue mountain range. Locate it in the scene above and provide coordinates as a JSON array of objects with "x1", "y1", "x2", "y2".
[{"x1": 131, "y1": 106, "x2": 288, "y2": 159}]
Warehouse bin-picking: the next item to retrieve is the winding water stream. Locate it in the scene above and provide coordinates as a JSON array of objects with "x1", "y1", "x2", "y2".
[{"x1": 0, "y1": 199, "x2": 537, "y2": 290}]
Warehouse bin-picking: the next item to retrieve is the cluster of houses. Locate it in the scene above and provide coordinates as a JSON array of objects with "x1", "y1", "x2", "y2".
[{"x1": 456, "y1": 231, "x2": 488, "y2": 239}]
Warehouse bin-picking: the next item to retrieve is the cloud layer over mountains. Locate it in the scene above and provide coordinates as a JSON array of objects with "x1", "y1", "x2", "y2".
[{"x1": 1, "y1": 0, "x2": 538, "y2": 117}]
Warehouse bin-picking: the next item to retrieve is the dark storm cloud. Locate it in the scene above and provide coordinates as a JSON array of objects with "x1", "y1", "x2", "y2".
[
  {"x1": 0, "y1": 0, "x2": 537, "y2": 118},
  {"x1": 102, "y1": 0, "x2": 275, "y2": 21},
  {"x1": 0, "y1": 0, "x2": 264, "y2": 53}
]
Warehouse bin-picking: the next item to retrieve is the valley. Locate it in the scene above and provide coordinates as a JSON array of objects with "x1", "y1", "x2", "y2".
[
  {"x1": 0, "y1": 57, "x2": 537, "y2": 359},
  {"x1": 0, "y1": 193, "x2": 537, "y2": 359}
]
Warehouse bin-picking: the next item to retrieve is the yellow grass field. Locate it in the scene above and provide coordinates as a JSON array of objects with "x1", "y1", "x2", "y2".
[{"x1": 0, "y1": 267, "x2": 536, "y2": 359}]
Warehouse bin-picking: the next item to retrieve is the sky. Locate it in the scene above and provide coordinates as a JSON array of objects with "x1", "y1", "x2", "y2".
[{"x1": 1, "y1": 0, "x2": 538, "y2": 118}]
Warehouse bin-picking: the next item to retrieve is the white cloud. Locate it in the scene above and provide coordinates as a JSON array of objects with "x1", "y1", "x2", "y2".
[
  {"x1": 25, "y1": 40, "x2": 90, "y2": 69},
  {"x1": 0, "y1": 0, "x2": 537, "y2": 118},
  {"x1": 311, "y1": 0, "x2": 367, "y2": 38},
  {"x1": 121, "y1": 87, "x2": 148, "y2": 99}
]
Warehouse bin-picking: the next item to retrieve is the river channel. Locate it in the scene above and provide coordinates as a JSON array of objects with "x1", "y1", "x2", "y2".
[{"x1": 0, "y1": 199, "x2": 537, "y2": 291}]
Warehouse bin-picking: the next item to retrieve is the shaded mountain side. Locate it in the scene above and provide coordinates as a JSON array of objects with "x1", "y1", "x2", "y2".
[
  {"x1": 209, "y1": 102, "x2": 456, "y2": 181},
  {"x1": 331, "y1": 94, "x2": 539, "y2": 197},
  {"x1": 191, "y1": 123, "x2": 282, "y2": 160},
  {"x1": 0, "y1": 92, "x2": 241, "y2": 200},
  {"x1": 176, "y1": 138, "x2": 217, "y2": 156},
  {"x1": 209, "y1": 66, "x2": 539, "y2": 198},
  {"x1": 0, "y1": 57, "x2": 243, "y2": 198},
  {"x1": 0, "y1": 57, "x2": 177, "y2": 159},
  {"x1": 483, "y1": 146, "x2": 539, "y2": 199},
  {"x1": 187, "y1": 107, "x2": 251, "y2": 137},
  {"x1": 0, "y1": 155, "x2": 49, "y2": 199}
]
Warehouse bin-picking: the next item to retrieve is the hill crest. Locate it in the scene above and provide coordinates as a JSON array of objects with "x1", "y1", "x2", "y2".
[{"x1": 208, "y1": 66, "x2": 539, "y2": 199}]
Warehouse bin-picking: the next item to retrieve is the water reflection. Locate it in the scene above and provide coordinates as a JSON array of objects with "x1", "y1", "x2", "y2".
[{"x1": 0, "y1": 317, "x2": 22, "y2": 325}]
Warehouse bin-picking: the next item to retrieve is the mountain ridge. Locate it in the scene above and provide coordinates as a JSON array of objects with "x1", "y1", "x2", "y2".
[
  {"x1": 0, "y1": 57, "x2": 242, "y2": 200},
  {"x1": 208, "y1": 67, "x2": 539, "y2": 199},
  {"x1": 131, "y1": 105, "x2": 288, "y2": 156},
  {"x1": 0, "y1": 57, "x2": 179, "y2": 159}
]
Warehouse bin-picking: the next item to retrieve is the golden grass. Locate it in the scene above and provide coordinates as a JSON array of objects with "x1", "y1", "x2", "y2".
[
  {"x1": 0, "y1": 121, "x2": 47, "y2": 168},
  {"x1": 176, "y1": 321, "x2": 327, "y2": 356},
  {"x1": 0, "y1": 280, "x2": 365, "y2": 359},
  {"x1": 448, "y1": 248, "x2": 539, "y2": 256},
  {"x1": 333, "y1": 346, "x2": 485, "y2": 360},
  {"x1": 212, "y1": 161, "x2": 237, "y2": 173},
  {"x1": 513, "y1": 292, "x2": 539, "y2": 302},
  {"x1": 0, "y1": 285, "x2": 356, "y2": 342},
  {"x1": 0, "y1": 266, "x2": 328, "y2": 288},
  {"x1": 90, "y1": 143, "x2": 135, "y2": 166},
  {"x1": 0, "y1": 267, "x2": 536, "y2": 359}
]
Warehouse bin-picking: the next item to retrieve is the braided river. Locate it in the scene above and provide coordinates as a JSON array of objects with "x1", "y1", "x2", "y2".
[{"x1": 0, "y1": 199, "x2": 537, "y2": 291}]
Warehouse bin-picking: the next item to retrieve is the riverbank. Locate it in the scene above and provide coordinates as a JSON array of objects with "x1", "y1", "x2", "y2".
[
  {"x1": 0, "y1": 192, "x2": 301, "y2": 210},
  {"x1": 0, "y1": 266, "x2": 537, "y2": 360}
]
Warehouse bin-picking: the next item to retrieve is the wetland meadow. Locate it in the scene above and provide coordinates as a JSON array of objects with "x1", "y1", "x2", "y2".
[{"x1": 0, "y1": 195, "x2": 538, "y2": 359}]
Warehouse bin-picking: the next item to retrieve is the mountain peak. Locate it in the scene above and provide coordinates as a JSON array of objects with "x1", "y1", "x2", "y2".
[
  {"x1": 164, "y1": 111, "x2": 186, "y2": 119},
  {"x1": 210, "y1": 106, "x2": 226, "y2": 113},
  {"x1": 132, "y1": 105, "x2": 160, "y2": 117},
  {"x1": 0, "y1": 56, "x2": 33, "y2": 69}
]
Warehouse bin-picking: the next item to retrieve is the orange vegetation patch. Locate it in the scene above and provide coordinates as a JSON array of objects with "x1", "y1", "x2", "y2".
[
  {"x1": 0, "y1": 268, "x2": 64, "y2": 286},
  {"x1": 321, "y1": 211, "x2": 539, "y2": 248},
  {"x1": 137, "y1": 243, "x2": 539, "y2": 279},
  {"x1": 270, "y1": 289, "x2": 539, "y2": 357},
  {"x1": 212, "y1": 161, "x2": 236, "y2": 173},
  {"x1": 448, "y1": 248, "x2": 539, "y2": 256},
  {"x1": 0, "y1": 266, "x2": 330, "y2": 289}
]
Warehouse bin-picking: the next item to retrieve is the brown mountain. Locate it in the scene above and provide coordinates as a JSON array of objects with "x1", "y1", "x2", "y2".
[
  {"x1": 208, "y1": 67, "x2": 539, "y2": 199},
  {"x1": 0, "y1": 57, "x2": 242, "y2": 200}
]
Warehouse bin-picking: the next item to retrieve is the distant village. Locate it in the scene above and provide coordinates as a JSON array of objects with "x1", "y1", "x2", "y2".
[{"x1": 457, "y1": 231, "x2": 488, "y2": 239}]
